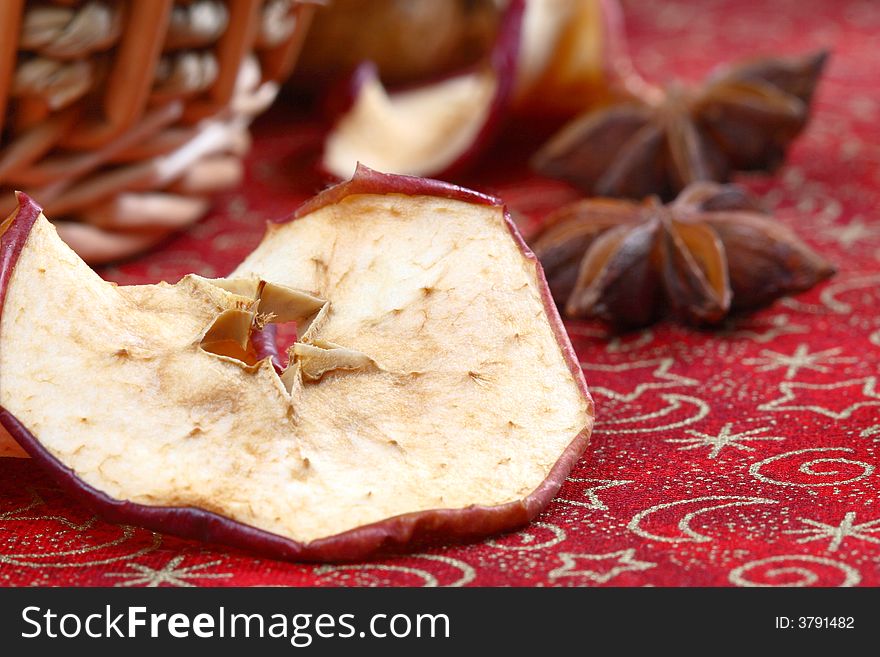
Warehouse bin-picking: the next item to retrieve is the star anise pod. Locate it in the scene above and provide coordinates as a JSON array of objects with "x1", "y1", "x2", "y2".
[
  {"x1": 532, "y1": 51, "x2": 828, "y2": 201},
  {"x1": 531, "y1": 182, "x2": 834, "y2": 329}
]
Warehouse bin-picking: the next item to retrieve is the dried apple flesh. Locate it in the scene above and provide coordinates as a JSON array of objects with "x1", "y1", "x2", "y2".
[
  {"x1": 0, "y1": 185, "x2": 592, "y2": 553},
  {"x1": 323, "y1": 70, "x2": 498, "y2": 178}
]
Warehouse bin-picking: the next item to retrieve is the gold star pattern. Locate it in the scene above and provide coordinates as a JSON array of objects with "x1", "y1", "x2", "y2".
[
  {"x1": 579, "y1": 358, "x2": 697, "y2": 402},
  {"x1": 821, "y1": 216, "x2": 880, "y2": 248},
  {"x1": 666, "y1": 423, "x2": 785, "y2": 459},
  {"x1": 548, "y1": 549, "x2": 656, "y2": 584},
  {"x1": 719, "y1": 314, "x2": 807, "y2": 343},
  {"x1": 0, "y1": 489, "x2": 46, "y2": 520},
  {"x1": 784, "y1": 512, "x2": 880, "y2": 552},
  {"x1": 743, "y1": 344, "x2": 855, "y2": 380},
  {"x1": 819, "y1": 273, "x2": 880, "y2": 314},
  {"x1": 759, "y1": 377, "x2": 880, "y2": 419},
  {"x1": 558, "y1": 478, "x2": 634, "y2": 511},
  {"x1": 0, "y1": 489, "x2": 96, "y2": 531},
  {"x1": 104, "y1": 555, "x2": 232, "y2": 587}
]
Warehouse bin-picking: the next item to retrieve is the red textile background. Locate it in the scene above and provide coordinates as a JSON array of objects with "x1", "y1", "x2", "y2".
[{"x1": 2, "y1": 0, "x2": 879, "y2": 587}]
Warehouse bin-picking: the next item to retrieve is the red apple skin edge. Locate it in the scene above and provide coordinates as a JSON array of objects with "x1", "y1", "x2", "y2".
[{"x1": 0, "y1": 175, "x2": 594, "y2": 563}]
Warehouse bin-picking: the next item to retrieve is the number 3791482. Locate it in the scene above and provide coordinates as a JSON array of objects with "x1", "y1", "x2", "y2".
[{"x1": 775, "y1": 617, "x2": 854, "y2": 629}]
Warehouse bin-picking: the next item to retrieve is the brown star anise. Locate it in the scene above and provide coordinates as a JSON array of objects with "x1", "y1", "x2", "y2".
[
  {"x1": 532, "y1": 51, "x2": 828, "y2": 201},
  {"x1": 531, "y1": 182, "x2": 834, "y2": 329}
]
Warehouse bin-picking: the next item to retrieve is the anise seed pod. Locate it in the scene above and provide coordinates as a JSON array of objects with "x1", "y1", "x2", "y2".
[
  {"x1": 531, "y1": 181, "x2": 835, "y2": 329},
  {"x1": 532, "y1": 51, "x2": 829, "y2": 201}
]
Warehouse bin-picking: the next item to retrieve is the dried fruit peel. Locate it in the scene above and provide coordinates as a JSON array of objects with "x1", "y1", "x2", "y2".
[
  {"x1": 515, "y1": 0, "x2": 639, "y2": 113},
  {"x1": 321, "y1": 0, "x2": 524, "y2": 180},
  {"x1": 0, "y1": 169, "x2": 593, "y2": 561},
  {"x1": 323, "y1": 64, "x2": 500, "y2": 178}
]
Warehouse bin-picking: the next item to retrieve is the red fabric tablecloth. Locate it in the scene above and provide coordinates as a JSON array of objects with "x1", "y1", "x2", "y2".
[{"x1": 2, "y1": 0, "x2": 879, "y2": 587}]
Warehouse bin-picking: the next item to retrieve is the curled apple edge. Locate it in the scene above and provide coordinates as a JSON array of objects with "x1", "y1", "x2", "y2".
[{"x1": 0, "y1": 166, "x2": 594, "y2": 562}]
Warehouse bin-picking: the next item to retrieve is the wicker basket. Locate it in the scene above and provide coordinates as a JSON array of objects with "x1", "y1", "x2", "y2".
[{"x1": 0, "y1": 0, "x2": 316, "y2": 263}]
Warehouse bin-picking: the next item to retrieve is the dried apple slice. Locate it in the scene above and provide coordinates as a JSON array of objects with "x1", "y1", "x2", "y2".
[
  {"x1": 0, "y1": 167, "x2": 593, "y2": 561},
  {"x1": 321, "y1": 0, "x2": 523, "y2": 179},
  {"x1": 515, "y1": 0, "x2": 645, "y2": 113},
  {"x1": 320, "y1": 0, "x2": 651, "y2": 179}
]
